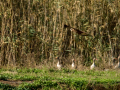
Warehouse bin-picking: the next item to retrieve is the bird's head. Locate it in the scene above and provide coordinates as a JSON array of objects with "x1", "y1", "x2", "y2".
[{"x1": 64, "y1": 24, "x2": 69, "y2": 28}]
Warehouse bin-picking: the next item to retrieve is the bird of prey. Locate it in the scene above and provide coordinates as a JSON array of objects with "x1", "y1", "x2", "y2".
[{"x1": 64, "y1": 24, "x2": 92, "y2": 36}]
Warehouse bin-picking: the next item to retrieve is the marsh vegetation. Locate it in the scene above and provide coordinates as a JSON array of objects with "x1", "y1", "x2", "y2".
[
  {"x1": 0, "y1": 0, "x2": 120, "y2": 89},
  {"x1": 0, "y1": 68, "x2": 120, "y2": 89}
]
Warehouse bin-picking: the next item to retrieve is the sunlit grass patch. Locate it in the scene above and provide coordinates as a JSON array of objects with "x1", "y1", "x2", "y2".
[{"x1": 0, "y1": 68, "x2": 120, "y2": 89}]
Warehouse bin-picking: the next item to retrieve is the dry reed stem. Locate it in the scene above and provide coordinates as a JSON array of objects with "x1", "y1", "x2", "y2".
[{"x1": 0, "y1": 0, "x2": 120, "y2": 69}]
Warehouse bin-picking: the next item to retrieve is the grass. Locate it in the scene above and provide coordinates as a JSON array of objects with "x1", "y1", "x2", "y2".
[{"x1": 0, "y1": 68, "x2": 120, "y2": 90}]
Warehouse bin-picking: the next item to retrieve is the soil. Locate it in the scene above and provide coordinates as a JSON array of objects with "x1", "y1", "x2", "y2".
[
  {"x1": 0, "y1": 79, "x2": 120, "y2": 90},
  {"x1": 0, "y1": 80, "x2": 33, "y2": 87}
]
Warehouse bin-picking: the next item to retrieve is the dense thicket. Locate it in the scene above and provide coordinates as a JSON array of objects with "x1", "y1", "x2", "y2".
[{"x1": 0, "y1": 0, "x2": 120, "y2": 67}]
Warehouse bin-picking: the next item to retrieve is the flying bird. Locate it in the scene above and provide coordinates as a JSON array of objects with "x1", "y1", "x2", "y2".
[{"x1": 64, "y1": 25, "x2": 92, "y2": 36}]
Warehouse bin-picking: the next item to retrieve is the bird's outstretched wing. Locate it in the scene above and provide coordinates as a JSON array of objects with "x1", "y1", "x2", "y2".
[{"x1": 64, "y1": 25, "x2": 92, "y2": 36}]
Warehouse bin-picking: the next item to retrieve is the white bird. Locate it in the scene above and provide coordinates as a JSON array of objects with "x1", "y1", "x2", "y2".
[
  {"x1": 114, "y1": 55, "x2": 120, "y2": 69},
  {"x1": 90, "y1": 58, "x2": 96, "y2": 70},
  {"x1": 56, "y1": 57, "x2": 62, "y2": 70},
  {"x1": 72, "y1": 59, "x2": 75, "y2": 68},
  {"x1": 71, "y1": 59, "x2": 77, "y2": 69}
]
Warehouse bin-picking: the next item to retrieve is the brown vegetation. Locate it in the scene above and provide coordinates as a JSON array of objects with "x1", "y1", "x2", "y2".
[
  {"x1": 0, "y1": 80, "x2": 33, "y2": 87},
  {"x1": 0, "y1": 0, "x2": 120, "y2": 68}
]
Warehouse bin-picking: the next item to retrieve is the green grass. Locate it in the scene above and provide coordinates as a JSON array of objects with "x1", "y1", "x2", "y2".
[{"x1": 0, "y1": 68, "x2": 120, "y2": 90}]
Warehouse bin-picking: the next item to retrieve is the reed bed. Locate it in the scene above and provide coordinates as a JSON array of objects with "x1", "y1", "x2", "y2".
[{"x1": 0, "y1": 0, "x2": 120, "y2": 68}]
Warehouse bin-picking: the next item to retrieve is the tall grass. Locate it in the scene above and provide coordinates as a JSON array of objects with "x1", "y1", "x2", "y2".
[{"x1": 0, "y1": 0, "x2": 120, "y2": 68}]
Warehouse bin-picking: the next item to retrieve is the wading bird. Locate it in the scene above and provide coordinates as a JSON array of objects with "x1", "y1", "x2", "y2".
[
  {"x1": 71, "y1": 59, "x2": 77, "y2": 69},
  {"x1": 114, "y1": 55, "x2": 120, "y2": 69},
  {"x1": 72, "y1": 59, "x2": 75, "y2": 68},
  {"x1": 56, "y1": 57, "x2": 62, "y2": 70},
  {"x1": 90, "y1": 58, "x2": 97, "y2": 70}
]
